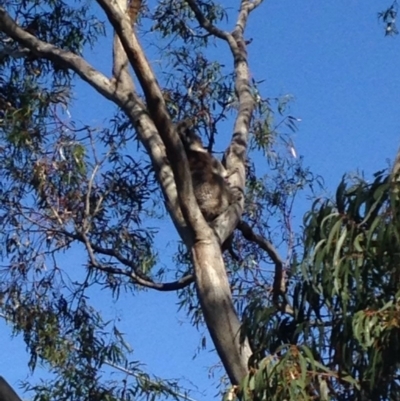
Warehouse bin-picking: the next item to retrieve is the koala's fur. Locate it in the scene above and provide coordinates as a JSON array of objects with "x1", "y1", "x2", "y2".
[{"x1": 177, "y1": 122, "x2": 235, "y2": 221}]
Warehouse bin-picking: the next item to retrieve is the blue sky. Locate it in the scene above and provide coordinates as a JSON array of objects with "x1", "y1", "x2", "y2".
[{"x1": 1, "y1": 1, "x2": 400, "y2": 400}]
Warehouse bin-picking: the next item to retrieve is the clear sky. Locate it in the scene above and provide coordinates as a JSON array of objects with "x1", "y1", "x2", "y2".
[{"x1": 1, "y1": 1, "x2": 399, "y2": 400}]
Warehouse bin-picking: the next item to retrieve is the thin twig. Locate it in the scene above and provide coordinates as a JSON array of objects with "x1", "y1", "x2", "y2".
[{"x1": 72, "y1": 230, "x2": 194, "y2": 291}]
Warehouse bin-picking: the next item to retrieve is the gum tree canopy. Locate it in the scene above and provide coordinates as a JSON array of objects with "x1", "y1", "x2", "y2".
[{"x1": 0, "y1": 1, "x2": 400, "y2": 400}]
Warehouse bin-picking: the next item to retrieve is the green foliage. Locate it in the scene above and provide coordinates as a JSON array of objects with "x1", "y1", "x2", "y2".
[
  {"x1": 0, "y1": 1, "x2": 180, "y2": 399},
  {"x1": 153, "y1": 0, "x2": 227, "y2": 45},
  {"x1": 4, "y1": 0, "x2": 104, "y2": 53},
  {"x1": 2, "y1": 1, "x2": 399, "y2": 400},
  {"x1": 238, "y1": 171, "x2": 400, "y2": 400}
]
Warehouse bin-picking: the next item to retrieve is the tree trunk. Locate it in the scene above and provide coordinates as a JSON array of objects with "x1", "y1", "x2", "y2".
[{"x1": 192, "y1": 235, "x2": 252, "y2": 385}]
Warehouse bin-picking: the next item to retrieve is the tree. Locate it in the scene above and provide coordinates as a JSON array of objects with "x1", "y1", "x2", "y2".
[
  {"x1": 238, "y1": 161, "x2": 400, "y2": 400},
  {"x1": 0, "y1": 0, "x2": 301, "y2": 397},
  {"x1": 0, "y1": 1, "x2": 399, "y2": 401}
]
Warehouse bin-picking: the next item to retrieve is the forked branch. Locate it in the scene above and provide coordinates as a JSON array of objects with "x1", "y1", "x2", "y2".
[{"x1": 96, "y1": 0, "x2": 206, "y2": 237}]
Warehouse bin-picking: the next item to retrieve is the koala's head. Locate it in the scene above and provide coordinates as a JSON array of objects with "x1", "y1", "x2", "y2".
[
  {"x1": 182, "y1": 130, "x2": 207, "y2": 153},
  {"x1": 176, "y1": 120, "x2": 206, "y2": 153}
]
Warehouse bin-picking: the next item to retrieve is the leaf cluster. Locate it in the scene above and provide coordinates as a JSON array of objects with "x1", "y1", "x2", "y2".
[{"x1": 237, "y1": 171, "x2": 400, "y2": 400}]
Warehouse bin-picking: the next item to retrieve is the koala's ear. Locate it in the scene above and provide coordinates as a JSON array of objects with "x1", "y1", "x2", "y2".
[{"x1": 176, "y1": 118, "x2": 194, "y2": 136}]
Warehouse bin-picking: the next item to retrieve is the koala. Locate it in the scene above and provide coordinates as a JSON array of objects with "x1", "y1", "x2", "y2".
[{"x1": 177, "y1": 121, "x2": 235, "y2": 222}]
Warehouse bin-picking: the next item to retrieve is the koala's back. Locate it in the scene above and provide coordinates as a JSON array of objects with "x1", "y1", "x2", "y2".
[{"x1": 187, "y1": 150, "x2": 232, "y2": 221}]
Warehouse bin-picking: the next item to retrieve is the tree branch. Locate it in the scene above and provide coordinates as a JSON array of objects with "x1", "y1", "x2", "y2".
[
  {"x1": 95, "y1": 0, "x2": 206, "y2": 237},
  {"x1": 91, "y1": 12, "x2": 253, "y2": 381},
  {"x1": 0, "y1": 44, "x2": 31, "y2": 59},
  {"x1": 91, "y1": 263, "x2": 194, "y2": 292},
  {"x1": 183, "y1": 0, "x2": 260, "y2": 384},
  {"x1": 0, "y1": 1, "x2": 259, "y2": 386},
  {"x1": 237, "y1": 1, "x2": 264, "y2": 34},
  {"x1": 0, "y1": 7, "x2": 116, "y2": 102},
  {"x1": 185, "y1": 0, "x2": 231, "y2": 41},
  {"x1": 0, "y1": 6, "x2": 192, "y2": 241},
  {"x1": 111, "y1": 0, "x2": 135, "y2": 90},
  {"x1": 76, "y1": 230, "x2": 194, "y2": 291},
  {"x1": 187, "y1": 0, "x2": 258, "y2": 238},
  {"x1": 184, "y1": 1, "x2": 253, "y2": 244},
  {"x1": 237, "y1": 221, "x2": 286, "y2": 296}
]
